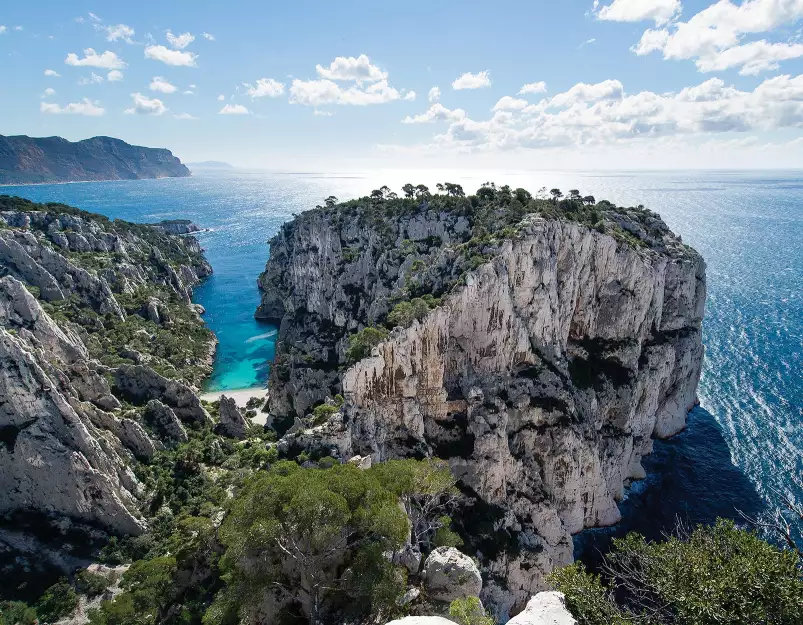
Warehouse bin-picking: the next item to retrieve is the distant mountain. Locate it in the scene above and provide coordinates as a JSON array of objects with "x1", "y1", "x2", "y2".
[
  {"x1": 186, "y1": 161, "x2": 234, "y2": 170},
  {"x1": 0, "y1": 134, "x2": 191, "y2": 185}
]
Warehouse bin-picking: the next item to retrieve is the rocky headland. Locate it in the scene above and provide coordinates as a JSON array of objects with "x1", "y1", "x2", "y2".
[
  {"x1": 256, "y1": 184, "x2": 706, "y2": 616},
  {"x1": 0, "y1": 195, "x2": 213, "y2": 571},
  {"x1": 0, "y1": 135, "x2": 190, "y2": 185}
]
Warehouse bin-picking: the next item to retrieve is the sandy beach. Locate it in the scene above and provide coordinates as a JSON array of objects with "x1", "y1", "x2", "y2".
[{"x1": 200, "y1": 387, "x2": 269, "y2": 409}]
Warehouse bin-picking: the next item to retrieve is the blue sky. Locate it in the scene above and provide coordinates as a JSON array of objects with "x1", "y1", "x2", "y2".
[{"x1": 2, "y1": 0, "x2": 803, "y2": 169}]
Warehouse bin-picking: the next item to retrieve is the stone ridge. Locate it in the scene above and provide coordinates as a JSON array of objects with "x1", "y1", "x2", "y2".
[
  {"x1": 0, "y1": 195, "x2": 213, "y2": 536},
  {"x1": 0, "y1": 134, "x2": 191, "y2": 185},
  {"x1": 256, "y1": 189, "x2": 706, "y2": 617}
]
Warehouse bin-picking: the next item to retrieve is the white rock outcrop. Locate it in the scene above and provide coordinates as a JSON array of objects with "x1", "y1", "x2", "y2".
[
  {"x1": 422, "y1": 547, "x2": 483, "y2": 602},
  {"x1": 507, "y1": 593, "x2": 577, "y2": 625}
]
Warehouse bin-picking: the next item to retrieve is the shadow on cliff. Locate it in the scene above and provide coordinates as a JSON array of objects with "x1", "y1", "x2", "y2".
[{"x1": 575, "y1": 406, "x2": 766, "y2": 570}]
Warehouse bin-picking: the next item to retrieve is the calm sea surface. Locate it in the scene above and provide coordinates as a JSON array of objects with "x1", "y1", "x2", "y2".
[{"x1": 4, "y1": 169, "x2": 801, "y2": 542}]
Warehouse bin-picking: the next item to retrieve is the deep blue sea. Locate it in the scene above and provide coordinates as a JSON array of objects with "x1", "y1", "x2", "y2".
[{"x1": 3, "y1": 169, "x2": 801, "y2": 545}]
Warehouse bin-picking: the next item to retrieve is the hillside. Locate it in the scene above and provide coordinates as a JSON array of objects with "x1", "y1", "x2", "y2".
[{"x1": 0, "y1": 135, "x2": 190, "y2": 185}]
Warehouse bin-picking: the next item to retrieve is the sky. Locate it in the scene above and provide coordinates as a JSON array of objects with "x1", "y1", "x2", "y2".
[{"x1": 1, "y1": 0, "x2": 803, "y2": 170}]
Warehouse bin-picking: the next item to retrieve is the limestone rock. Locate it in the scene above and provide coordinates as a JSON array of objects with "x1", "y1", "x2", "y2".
[
  {"x1": 115, "y1": 364, "x2": 212, "y2": 424},
  {"x1": 507, "y1": 593, "x2": 577, "y2": 625},
  {"x1": 216, "y1": 395, "x2": 248, "y2": 439},
  {"x1": 422, "y1": 547, "x2": 483, "y2": 602},
  {"x1": 385, "y1": 618, "x2": 455, "y2": 625},
  {"x1": 143, "y1": 399, "x2": 188, "y2": 446}
]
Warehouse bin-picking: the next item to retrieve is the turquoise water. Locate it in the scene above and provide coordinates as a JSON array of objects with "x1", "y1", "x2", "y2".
[{"x1": 3, "y1": 169, "x2": 801, "y2": 530}]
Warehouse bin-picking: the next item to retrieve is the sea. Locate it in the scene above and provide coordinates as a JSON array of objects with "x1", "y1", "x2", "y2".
[{"x1": 3, "y1": 168, "x2": 801, "y2": 552}]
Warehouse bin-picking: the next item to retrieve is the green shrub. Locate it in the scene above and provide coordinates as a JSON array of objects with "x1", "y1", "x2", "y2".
[
  {"x1": 449, "y1": 596, "x2": 494, "y2": 625},
  {"x1": 549, "y1": 519, "x2": 803, "y2": 625},
  {"x1": 346, "y1": 326, "x2": 389, "y2": 363},
  {"x1": 312, "y1": 403, "x2": 339, "y2": 425},
  {"x1": 75, "y1": 570, "x2": 112, "y2": 598},
  {"x1": 35, "y1": 580, "x2": 78, "y2": 623},
  {"x1": 0, "y1": 601, "x2": 37, "y2": 625}
]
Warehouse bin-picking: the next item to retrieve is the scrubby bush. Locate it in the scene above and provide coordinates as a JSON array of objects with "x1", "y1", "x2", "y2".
[
  {"x1": 346, "y1": 326, "x2": 389, "y2": 363},
  {"x1": 549, "y1": 519, "x2": 803, "y2": 625},
  {"x1": 449, "y1": 596, "x2": 494, "y2": 625},
  {"x1": 35, "y1": 580, "x2": 78, "y2": 624}
]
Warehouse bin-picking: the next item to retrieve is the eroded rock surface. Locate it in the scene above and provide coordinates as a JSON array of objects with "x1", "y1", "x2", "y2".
[
  {"x1": 257, "y1": 197, "x2": 705, "y2": 616},
  {"x1": 422, "y1": 547, "x2": 483, "y2": 602}
]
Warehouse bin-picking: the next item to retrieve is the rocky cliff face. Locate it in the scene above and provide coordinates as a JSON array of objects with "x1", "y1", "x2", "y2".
[
  {"x1": 0, "y1": 195, "x2": 213, "y2": 536},
  {"x1": 257, "y1": 190, "x2": 705, "y2": 616},
  {"x1": 0, "y1": 135, "x2": 190, "y2": 185}
]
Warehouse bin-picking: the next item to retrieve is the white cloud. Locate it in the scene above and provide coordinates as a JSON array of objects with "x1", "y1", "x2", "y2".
[
  {"x1": 0, "y1": 26, "x2": 6, "y2": 34},
  {"x1": 174, "y1": 112, "x2": 198, "y2": 120},
  {"x1": 219, "y1": 104, "x2": 250, "y2": 115},
  {"x1": 65, "y1": 48, "x2": 126, "y2": 70},
  {"x1": 403, "y1": 74, "x2": 803, "y2": 154},
  {"x1": 402, "y1": 103, "x2": 467, "y2": 124},
  {"x1": 596, "y1": 0, "x2": 681, "y2": 26},
  {"x1": 183, "y1": 90, "x2": 195, "y2": 95},
  {"x1": 41, "y1": 88, "x2": 56, "y2": 98},
  {"x1": 103, "y1": 24, "x2": 135, "y2": 43},
  {"x1": 519, "y1": 81, "x2": 547, "y2": 95},
  {"x1": 313, "y1": 109, "x2": 333, "y2": 116},
  {"x1": 289, "y1": 78, "x2": 401, "y2": 106},
  {"x1": 452, "y1": 71, "x2": 491, "y2": 90},
  {"x1": 493, "y1": 96, "x2": 529, "y2": 111},
  {"x1": 202, "y1": 32, "x2": 215, "y2": 41},
  {"x1": 217, "y1": 94, "x2": 225, "y2": 101},
  {"x1": 145, "y1": 45, "x2": 198, "y2": 67},
  {"x1": 404, "y1": 90, "x2": 416, "y2": 101},
  {"x1": 107, "y1": 70, "x2": 123, "y2": 82},
  {"x1": 166, "y1": 31, "x2": 195, "y2": 49},
  {"x1": 244, "y1": 78, "x2": 285, "y2": 98},
  {"x1": 44, "y1": 69, "x2": 61, "y2": 77},
  {"x1": 41, "y1": 98, "x2": 104, "y2": 116},
  {"x1": 696, "y1": 40, "x2": 803, "y2": 75},
  {"x1": 125, "y1": 92, "x2": 168, "y2": 115},
  {"x1": 78, "y1": 72, "x2": 104, "y2": 85},
  {"x1": 14, "y1": 25, "x2": 23, "y2": 31},
  {"x1": 88, "y1": 12, "x2": 102, "y2": 23},
  {"x1": 189, "y1": 84, "x2": 197, "y2": 89},
  {"x1": 549, "y1": 79, "x2": 624, "y2": 107},
  {"x1": 628, "y1": 0, "x2": 803, "y2": 75},
  {"x1": 428, "y1": 86, "x2": 441, "y2": 102},
  {"x1": 316, "y1": 54, "x2": 387, "y2": 83},
  {"x1": 150, "y1": 76, "x2": 178, "y2": 94}
]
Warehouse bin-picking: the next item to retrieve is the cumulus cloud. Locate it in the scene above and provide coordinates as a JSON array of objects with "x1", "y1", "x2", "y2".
[
  {"x1": 316, "y1": 54, "x2": 387, "y2": 83},
  {"x1": 150, "y1": 76, "x2": 178, "y2": 94},
  {"x1": 103, "y1": 24, "x2": 135, "y2": 43},
  {"x1": 65, "y1": 48, "x2": 126, "y2": 70},
  {"x1": 244, "y1": 78, "x2": 285, "y2": 98},
  {"x1": 41, "y1": 88, "x2": 56, "y2": 98},
  {"x1": 166, "y1": 31, "x2": 195, "y2": 49},
  {"x1": 428, "y1": 86, "x2": 441, "y2": 102},
  {"x1": 289, "y1": 78, "x2": 401, "y2": 106},
  {"x1": 452, "y1": 71, "x2": 492, "y2": 90},
  {"x1": 219, "y1": 104, "x2": 250, "y2": 115},
  {"x1": 145, "y1": 45, "x2": 198, "y2": 67},
  {"x1": 44, "y1": 69, "x2": 61, "y2": 77},
  {"x1": 596, "y1": 0, "x2": 681, "y2": 26},
  {"x1": 493, "y1": 96, "x2": 529, "y2": 111},
  {"x1": 78, "y1": 72, "x2": 104, "y2": 85},
  {"x1": 41, "y1": 98, "x2": 104, "y2": 116},
  {"x1": 107, "y1": 70, "x2": 123, "y2": 82},
  {"x1": 402, "y1": 103, "x2": 467, "y2": 124},
  {"x1": 404, "y1": 90, "x2": 416, "y2": 101},
  {"x1": 628, "y1": 0, "x2": 803, "y2": 75},
  {"x1": 396, "y1": 74, "x2": 803, "y2": 156},
  {"x1": 125, "y1": 92, "x2": 168, "y2": 115},
  {"x1": 519, "y1": 82, "x2": 547, "y2": 95}
]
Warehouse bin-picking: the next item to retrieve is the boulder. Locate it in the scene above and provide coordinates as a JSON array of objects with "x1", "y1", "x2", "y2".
[
  {"x1": 507, "y1": 593, "x2": 577, "y2": 625},
  {"x1": 216, "y1": 395, "x2": 248, "y2": 439},
  {"x1": 422, "y1": 547, "x2": 482, "y2": 602}
]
